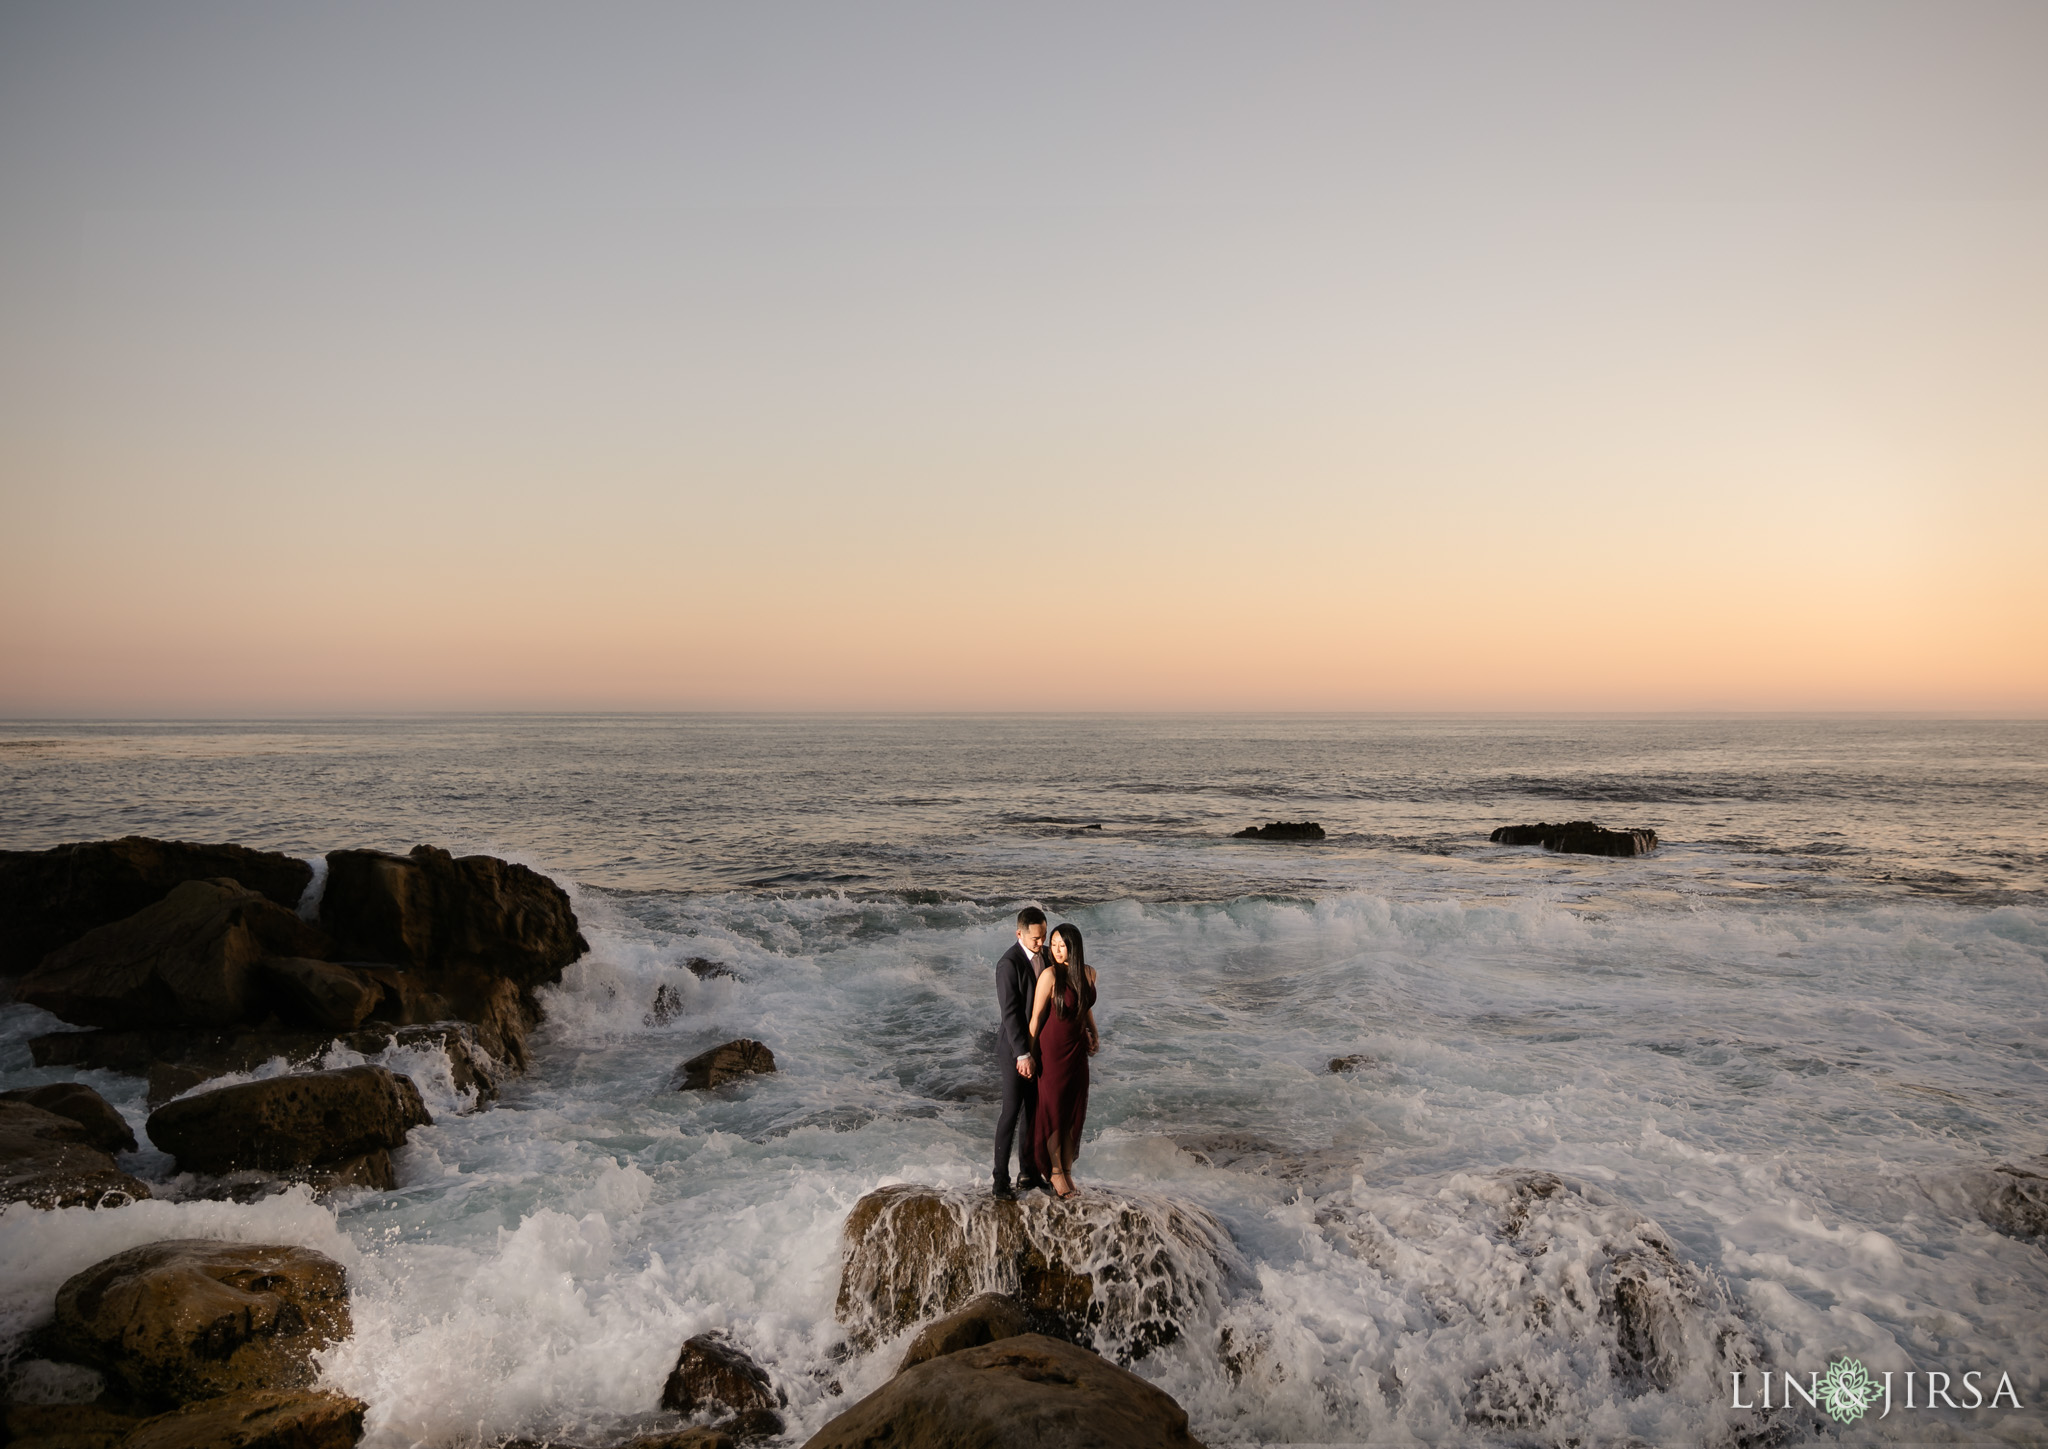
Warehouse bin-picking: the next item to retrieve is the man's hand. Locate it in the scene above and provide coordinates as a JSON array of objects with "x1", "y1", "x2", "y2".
[{"x1": 1016, "y1": 1055, "x2": 1034, "y2": 1079}]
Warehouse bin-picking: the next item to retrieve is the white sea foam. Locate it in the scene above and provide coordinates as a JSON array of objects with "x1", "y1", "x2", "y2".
[{"x1": 4, "y1": 889, "x2": 2044, "y2": 1444}]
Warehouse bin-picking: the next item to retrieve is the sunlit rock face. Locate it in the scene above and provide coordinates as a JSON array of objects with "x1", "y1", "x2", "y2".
[{"x1": 835, "y1": 1185, "x2": 1240, "y2": 1364}]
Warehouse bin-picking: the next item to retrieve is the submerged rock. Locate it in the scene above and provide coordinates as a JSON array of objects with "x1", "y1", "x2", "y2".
[
  {"x1": 1969, "y1": 1157, "x2": 2048, "y2": 1245},
  {"x1": 145, "y1": 1064, "x2": 430, "y2": 1177},
  {"x1": 1308, "y1": 1169, "x2": 1764, "y2": 1437},
  {"x1": 1489, "y1": 821, "x2": 1659, "y2": 857},
  {"x1": 0, "y1": 1099, "x2": 151, "y2": 1210},
  {"x1": 835, "y1": 1185, "x2": 1235, "y2": 1362},
  {"x1": 1232, "y1": 822, "x2": 1325, "y2": 841},
  {"x1": 673, "y1": 1040, "x2": 777, "y2": 1091},
  {"x1": 644, "y1": 982, "x2": 686, "y2": 1026},
  {"x1": 896, "y1": 1292, "x2": 1027, "y2": 1374},
  {"x1": 0, "y1": 1081, "x2": 137, "y2": 1153},
  {"x1": 801, "y1": 1333, "x2": 1205, "y2": 1449},
  {"x1": 49, "y1": 1240, "x2": 351, "y2": 1405},
  {"x1": 686, "y1": 957, "x2": 740, "y2": 981},
  {"x1": 17, "y1": 880, "x2": 326, "y2": 1031},
  {"x1": 660, "y1": 1332, "x2": 784, "y2": 1437},
  {"x1": 0, "y1": 837, "x2": 313, "y2": 977},
  {"x1": 121, "y1": 1389, "x2": 366, "y2": 1449}
]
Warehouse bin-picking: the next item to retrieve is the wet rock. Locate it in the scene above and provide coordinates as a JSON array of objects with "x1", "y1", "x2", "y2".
[
  {"x1": 836, "y1": 1185, "x2": 1234, "y2": 1362},
  {"x1": 320, "y1": 845, "x2": 585, "y2": 989},
  {"x1": 0, "y1": 1099, "x2": 151, "y2": 1209},
  {"x1": 801, "y1": 1333, "x2": 1205, "y2": 1449},
  {"x1": 673, "y1": 1040, "x2": 776, "y2": 1091},
  {"x1": 17, "y1": 881, "x2": 327, "y2": 1031},
  {"x1": 1971, "y1": 1157, "x2": 2048, "y2": 1244},
  {"x1": 1489, "y1": 821, "x2": 1659, "y2": 857},
  {"x1": 0, "y1": 1399, "x2": 146, "y2": 1447},
  {"x1": 1231, "y1": 821, "x2": 1325, "y2": 841},
  {"x1": 685, "y1": 958, "x2": 740, "y2": 981},
  {"x1": 146, "y1": 1064, "x2": 430, "y2": 1176},
  {"x1": 644, "y1": 982, "x2": 685, "y2": 1027},
  {"x1": 1310, "y1": 1169, "x2": 1764, "y2": 1435},
  {"x1": 0, "y1": 837, "x2": 313, "y2": 977},
  {"x1": 0, "y1": 1081, "x2": 137, "y2": 1153},
  {"x1": 255, "y1": 958, "x2": 381, "y2": 1033},
  {"x1": 896, "y1": 1292, "x2": 1027, "y2": 1373},
  {"x1": 49, "y1": 1240, "x2": 351, "y2": 1405},
  {"x1": 1326, "y1": 1055, "x2": 1375, "y2": 1074},
  {"x1": 660, "y1": 1334, "x2": 784, "y2": 1424},
  {"x1": 122, "y1": 1389, "x2": 365, "y2": 1449}
]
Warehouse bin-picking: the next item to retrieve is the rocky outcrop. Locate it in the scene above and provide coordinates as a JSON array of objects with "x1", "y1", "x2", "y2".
[
  {"x1": 660, "y1": 1333, "x2": 784, "y2": 1438},
  {"x1": 1232, "y1": 822, "x2": 1325, "y2": 841},
  {"x1": 1489, "y1": 821, "x2": 1659, "y2": 857},
  {"x1": 0, "y1": 1399, "x2": 147, "y2": 1446},
  {"x1": 121, "y1": 1390, "x2": 366, "y2": 1449},
  {"x1": 146, "y1": 1065, "x2": 429, "y2": 1182},
  {"x1": 32, "y1": 1021, "x2": 497, "y2": 1109},
  {"x1": 1969, "y1": 1157, "x2": 2048, "y2": 1245},
  {"x1": 254, "y1": 958, "x2": 382, "y2": 1033},
  {"x1": 836, "y1": 1186, "x2": 1234, "y2": 1362},
  {"x1": 800, "y1": 1334, "x2": 1206, "y2": 1449},
  {"x1": 896, "y1": 1292, "x2": 1026, "y2": 1373},
  {"x1": 49, "y1": 1240, "x2": 351, "y2": 1405},
  {"x1": 0, "y1": 1081, "x2": 137, "y2": 1152},
  {"x1": 17, "y1": 881, "x2": 327, "y2": 1030},
  {"x1": 320, "y1": 845, "x2": 585, "y2": 988},
  {"x1": 0, "y1": 1099, "x2": 151, "y2": 1209},
  {"x1": 0, "y1": 837, "x2": 313, "y2": 976},
  {"x1": 673, "y1": 1040, "x2": 776, "y2": 1091}
]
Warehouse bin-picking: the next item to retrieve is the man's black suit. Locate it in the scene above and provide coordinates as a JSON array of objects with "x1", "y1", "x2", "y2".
[{"x1": 993, "y1": 938, "x2": 1044, "y2": 1189}]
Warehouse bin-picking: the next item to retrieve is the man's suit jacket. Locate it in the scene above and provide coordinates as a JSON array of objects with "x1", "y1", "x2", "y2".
[{"x1": 996, "y1": 939, "x2": 1042, "y2": 1065}]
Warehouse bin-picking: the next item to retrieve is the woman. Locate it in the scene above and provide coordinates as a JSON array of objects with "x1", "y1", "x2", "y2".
[{"x1": 1028, "y1": 922, "x2": 1099, "y2": 1199}]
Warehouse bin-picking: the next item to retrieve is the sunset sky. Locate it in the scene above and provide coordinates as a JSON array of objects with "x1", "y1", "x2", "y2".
[{"x1": 2, "y1": 2, "x2": 2044, "y2": 713}]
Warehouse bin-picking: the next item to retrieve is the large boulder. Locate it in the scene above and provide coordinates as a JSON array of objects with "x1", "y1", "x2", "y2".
[
  {"x1": 16, "y1": 880, "x2": 326, "y2": 1031},
  {"x1": 0, "y1": 1099, "x2": 151, "y2": 1209},
  {"x1": 660, "y1": 1332, "x2": 785, "y2": 1436},
  {"x1": 49, "y1": 1240, "x2": 351, "y2": 1404},
  {"x1": 146, "y1": 1064, "x2": 430, "y2": 1177},
  {"x1": 254, "y1": 957, "x2": 382, "y2": 1033},
  {"x1": 0, "y1": 1080, "x2": 137, "y2": 1152},
  {"x1": 1488, "y1": 821, "x2": 1658, "y2": 857},
  {"x1": 320, "y1": 845, "x2": 585, "y2": 988},
  {"x1": 121, "y1": 1390, "x2": 366, "y2": 1449},
  {"x1": 673, "y1": 1040, "x2": 777, "y2": 1091},
  {"x1": 835, "y1": 1186, "x2": 1234, "y2": 1362},
  {"x1": 0, "y1": 837, "x2": 313, "y2": 976},
  {"x1": 800, "y1": 1334, "x2": 1206, "y2": 1449}
]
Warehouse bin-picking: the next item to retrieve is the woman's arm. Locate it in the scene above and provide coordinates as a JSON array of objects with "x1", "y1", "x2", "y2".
[
  {"x1": 1083, "y1": 967, "x2": 1099, "y2": 1053},
  {"x1": 1028, "y1": 969, "x2": 1054, "y2": 1040}
]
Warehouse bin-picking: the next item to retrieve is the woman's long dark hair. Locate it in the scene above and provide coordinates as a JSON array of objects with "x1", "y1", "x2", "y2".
[{"x1": 1048, "y1": 923, "x2": 1086, "y2": 1019}]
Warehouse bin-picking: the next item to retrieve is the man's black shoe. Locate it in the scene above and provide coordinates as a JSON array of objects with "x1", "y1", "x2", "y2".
[
  {"x1": 1019, "y1": 1175, "x2": 1053, "y2": 1195},
  {"x1": 991, "y1": 1182, "x2": 1017, "y2": 1200}
]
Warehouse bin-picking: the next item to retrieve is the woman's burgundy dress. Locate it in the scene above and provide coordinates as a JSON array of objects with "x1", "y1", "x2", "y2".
[{"x1": 1032, "y1": 975, "x2": 1096, "y2": 1179}]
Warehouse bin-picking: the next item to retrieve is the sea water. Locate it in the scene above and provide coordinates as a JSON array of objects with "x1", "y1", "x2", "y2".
[{"x1": 0, "y1": 716, "x2": 2043, "y2": 1445}]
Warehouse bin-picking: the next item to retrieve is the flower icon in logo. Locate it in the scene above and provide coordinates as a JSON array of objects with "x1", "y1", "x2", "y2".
[{"x1": 1817, "y1": 1356, "x2": 1879, "y2": 1424}]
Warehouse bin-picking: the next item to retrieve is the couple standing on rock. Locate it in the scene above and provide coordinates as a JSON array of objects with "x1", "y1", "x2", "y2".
[{"x1": 993, "y1": 906, "x2": 1099, "y2": 1201}]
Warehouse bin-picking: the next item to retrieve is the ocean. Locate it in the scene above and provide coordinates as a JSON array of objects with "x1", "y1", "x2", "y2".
[{"x1": 2, "y1": 715, "x2": 2044, "y2": 1445}]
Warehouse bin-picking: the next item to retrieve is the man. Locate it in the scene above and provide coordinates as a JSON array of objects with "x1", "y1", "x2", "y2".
[{"x1": 993, "y1": 905, "x2": 1052, "y2": 1198}]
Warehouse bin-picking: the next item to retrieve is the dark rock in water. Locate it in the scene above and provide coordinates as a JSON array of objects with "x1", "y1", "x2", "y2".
[
  {"x1": 255, "y1": 957, "x2": 381, "y2": 1033},
  {"x1": 0, "y1": 836, "x2": 313, "y2": 977},
  {"x1": 660, "y1": 1333, "x2": 785, "y2": 1437},
  {"x1": 121, "y1": 1389, "x2": 366, "y2": 1449},
  {"x1": 17, "y1": 880, "x2": 327, "y2": 1031},
  {"x1": 674, "y1": 1040, "x2": 777, "y2": 1090},
  {"x1": 0, "y1": 1080, "x2": 137, "y2": 1152},
  {"x1": 686, "y1": 957, "x2": 740, "y2": 981},
  {"x1": 836, "y1": 1185, "x2": 1234, "y2": 1362},
  {"x1": 1326, "y1": 1055, "x2": 1376, "y2": 1074},
  {"x1": 49, "y1": 1240, "x2": 351, "y2": 1405},
  {"x1": 1232, "y1": 821, "x2": 1325, "y2": 841},
  {"x1": 1488, "y1": 821, "x2": 1659, "y2": 857},
  {"x1": 0, "y1": 1099, "x2": 152, "y2": 1209},
  {"x1": 644, "y1": 982, "x2": 685, "y2": 1026},
  {"x1": 1971, "y1": 1158, "x2": 2048, "y2": 1244},
  {"x1": 801, "y1": 1334, "x2": 1205, "y2": 1449},
  {"x1": 320, "y1": 844, "x2": 586, "y2": 989},
  {"x1": 896, "y1": 1292, "x2": 1027, "y2": 1374},
  {"x1": 1, "y1": 1400, "x2": 148, "y2": 1446},
  {"x1": 146, "y1": 1064, "x2": 430, "y2": 1176}
]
